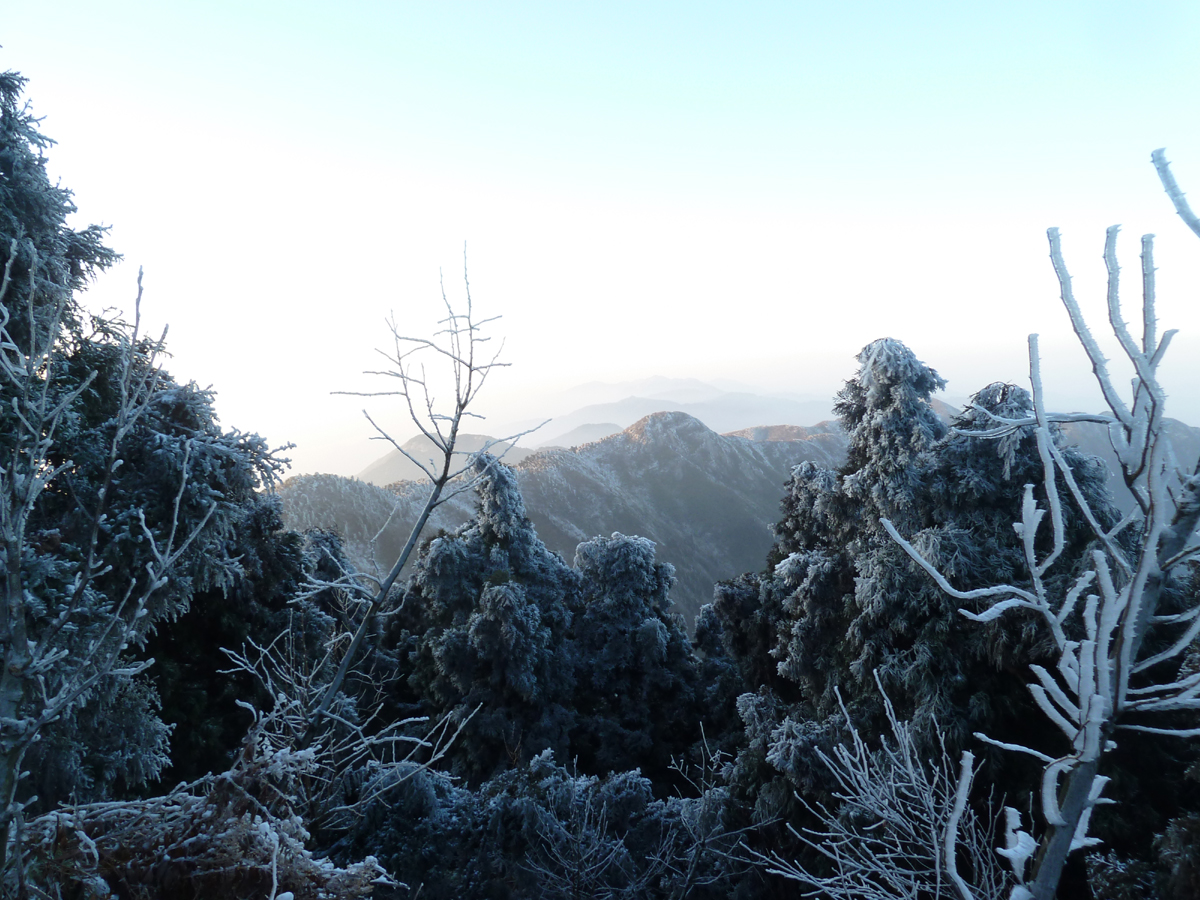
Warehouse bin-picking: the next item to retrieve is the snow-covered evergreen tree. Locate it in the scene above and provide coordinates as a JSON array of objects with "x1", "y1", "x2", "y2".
[
  {"x1": 570, "y1": 532, "x2": 699, "y2": 779},
  {"x1": 703, "y1": 341, "x2": 1120, "y2": 846},
  {"x1": 385, "y1": 457, "x2": 703, "y2": 786},
  {"x1": 833, "y1": 337, "x2": 948, "y2": 535},
  {"x1": 0, "y1": 70, "x2": 317, "y2": 877},
  {"x1": 386, "y1": 459, "x2": 581, "y2": 782}
]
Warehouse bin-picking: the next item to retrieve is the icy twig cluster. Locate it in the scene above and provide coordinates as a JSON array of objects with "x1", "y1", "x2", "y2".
[
  {"x1": 756, "y1": 677, "x2": 1010, "y2": 900},
  {"x1": 19, "y1": 724, "x2": 388, "y2": 899},
  {"x1": 221, "y1": 628, "x2": 474, "y2": 834},
  {"x1": 526, "y1": 734, "x2": 749, "y2": 900},
  {"x1": 526, "y1": 770, "x2": 669, "y2": 900}
]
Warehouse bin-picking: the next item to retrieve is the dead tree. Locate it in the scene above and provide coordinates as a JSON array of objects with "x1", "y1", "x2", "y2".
[{"x1": 303, "y1": 254, "x2": 540, "y2": 737}]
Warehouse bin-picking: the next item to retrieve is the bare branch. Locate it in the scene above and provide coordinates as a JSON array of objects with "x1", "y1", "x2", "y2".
[
  {"x1": 1152, "y1": 148, "x2": 1200, "y2": 239},
  {"x1": 1047, "y1": 227, "x2": 1133, "y2": 427},
  {"x1": 878, "y1": 150, "x2": 1200, "y2": 900}
]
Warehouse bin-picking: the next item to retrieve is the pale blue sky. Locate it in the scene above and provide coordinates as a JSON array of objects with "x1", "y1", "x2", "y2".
[{"x1": 5, "y1": 3, "x2": 1200, "y2": 474}]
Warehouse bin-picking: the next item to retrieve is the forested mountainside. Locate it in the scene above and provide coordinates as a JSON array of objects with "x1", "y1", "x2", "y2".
[{"x1": 278, "y1": 410, "x2": 848, "y2": 623}]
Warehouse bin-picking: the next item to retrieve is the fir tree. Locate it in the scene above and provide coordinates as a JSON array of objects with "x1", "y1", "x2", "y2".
[
  {"x1": 385, "y1": 459, "x2": 581, "y2": 783},
  {"x1": 705, "y1": 341, "x2": 1118, "y2": 818}
]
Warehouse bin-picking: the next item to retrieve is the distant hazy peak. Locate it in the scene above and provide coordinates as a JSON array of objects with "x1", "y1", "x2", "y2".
[
  {"x1": 538, "y1": 422, "x2": 623, "y2": 449},
  {"x1": 623, "y1": 410, "x2": 715, "y2": 443}
]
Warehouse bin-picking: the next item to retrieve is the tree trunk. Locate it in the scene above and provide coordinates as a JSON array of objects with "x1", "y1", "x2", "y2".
[{"x1": 1028, "y1": 756, "x2": 1101, "y2": 900}]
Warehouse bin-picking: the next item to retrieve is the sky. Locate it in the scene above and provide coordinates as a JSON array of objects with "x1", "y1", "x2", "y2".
[{"x1": 5, "y1": 2, "x2": 1200, "y2": 476}]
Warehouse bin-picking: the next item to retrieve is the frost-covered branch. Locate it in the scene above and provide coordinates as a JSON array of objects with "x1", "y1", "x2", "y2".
[
  {"x1": 0, "y1": 262, "x2": 223, "y2": 874},
  {"x1": 884, "y1": 149, "x2": 1200, "y2": 900},
  {"x1": 756, "y1": 679, "x2": 1011, "y2": 900},
  {"x1": 17, "y1": 717, "x2": 393, "y2": 898}
]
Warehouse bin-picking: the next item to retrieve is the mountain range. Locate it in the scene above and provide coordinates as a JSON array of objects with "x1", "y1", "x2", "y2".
[
  {"x1": 354, "y1": 377, "x2": 836, "y2": 484},
  {"x1": 282, "y1": 411, "x2": 848, "y2": 622},
  {"x1": 282, "y1": 385, "x2": 1200, "y2": 627},
  {"x1": 529, "y1": 393, "x2": 835, "y2": 448}
]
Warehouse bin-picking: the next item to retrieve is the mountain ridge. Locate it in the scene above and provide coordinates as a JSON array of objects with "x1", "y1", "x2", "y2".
[
  {"x1": 281, "y1": 405, "x2": 1200, "y2": 625},
  {"x1": 281, "y1": 410, "x2": 849, "y2": 622},
  {"x1": 532, "y1": 393, "x2": 835, "y2": 447}
]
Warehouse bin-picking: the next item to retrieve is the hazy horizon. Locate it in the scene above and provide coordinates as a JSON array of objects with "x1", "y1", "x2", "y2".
[{"x1": 6, "y1": 3, "x2": 1200, "y2": 476}]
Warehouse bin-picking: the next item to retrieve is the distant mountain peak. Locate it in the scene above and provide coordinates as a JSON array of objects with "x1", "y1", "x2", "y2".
[{"x1": 624, "y1": 410, "x2": 714, "y2": 443}]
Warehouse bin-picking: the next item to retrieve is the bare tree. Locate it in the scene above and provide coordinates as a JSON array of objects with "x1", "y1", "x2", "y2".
[
  {"x1": 303, "y1": 254, "x2": 541, "y2": 736},
  {"x1": 880, "y1": 149, "x2": 1200, "y2": 899}
]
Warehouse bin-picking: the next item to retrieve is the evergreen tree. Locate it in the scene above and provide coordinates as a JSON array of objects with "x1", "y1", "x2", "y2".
[
  {"x1": 385, "y1": 458, "x2": 703, "y2": 786},
  {"x1": 385, "y1": 459, "x2": 581, "y2": 783},
  {"x1": 704, "y1": 341, "x2": 1118, "y2": 818},
  {"x1": 0, "y1": 71, "x2": 116, "y2": 349},
  {"x1": 570, "y1": 532, "x2": 699, "y2": 779},
  {"x1": 0, "y1": 68, "x2": 308, "y2": 816}
]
